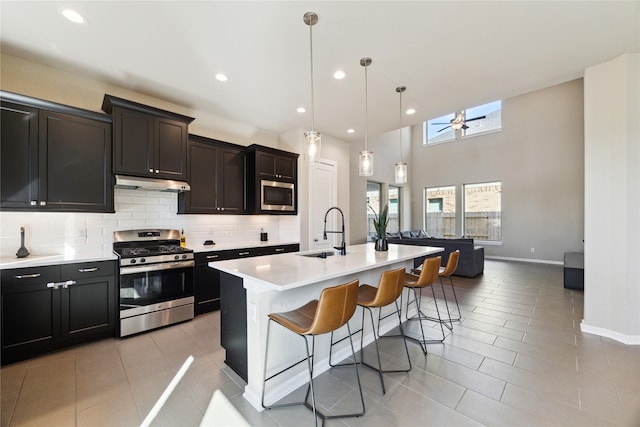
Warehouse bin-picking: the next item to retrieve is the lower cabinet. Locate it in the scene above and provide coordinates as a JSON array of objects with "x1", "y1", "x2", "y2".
[
  {"x1": 0, "y1": 260, "x2": 117, "y2": 365},
  {"x1": 219, "y1": 270, "x2": 247, "y2": 381},
  {"x1": 195, "y1": 244, "x2": 299, "y2": 315}
]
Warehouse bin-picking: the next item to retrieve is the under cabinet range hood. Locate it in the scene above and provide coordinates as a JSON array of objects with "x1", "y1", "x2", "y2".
[{"x1": 115, "y1": 175, "x2": 190, "y2": 192}]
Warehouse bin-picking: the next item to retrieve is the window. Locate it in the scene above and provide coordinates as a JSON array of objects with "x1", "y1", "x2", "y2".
[
  {"x1": 463, "y1": 182, "x2": 501, "y2": 242},
  {"x1": 388, "y1": 186, "x2": 400, "y2": 233},
  {"x1": 424, "y1": 186, "x2": 456, "y2": 238},
  {"x1": 366, "y1": 182, "x2": 381, "y2": 241},
  {"x1": 425, "y1": 112, "x2": 456, "y2": 144},
  {"x1": 423, "y1": 100, "x2": 502, "y2": 145}
]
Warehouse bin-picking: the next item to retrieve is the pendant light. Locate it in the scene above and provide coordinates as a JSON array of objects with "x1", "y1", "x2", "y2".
[
  {"x1": 394, "y1": 86, "x2": 408, "y2": 184},
  {"x1": 303, "y1": 12, "x2": 320, "y2": 162},
  {"x1": 359, "y1": 57, "x2": 373, "y2": 177}
]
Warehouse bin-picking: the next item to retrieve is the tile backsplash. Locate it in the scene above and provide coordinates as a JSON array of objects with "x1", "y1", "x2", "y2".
[{"x1": 0, "y1": 189, "x2": 299, "y2": 258}]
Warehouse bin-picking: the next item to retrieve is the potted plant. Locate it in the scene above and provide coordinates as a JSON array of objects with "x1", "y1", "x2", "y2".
[{"x1": 369, "y1": 203, "x2": 389, "y2": 251}]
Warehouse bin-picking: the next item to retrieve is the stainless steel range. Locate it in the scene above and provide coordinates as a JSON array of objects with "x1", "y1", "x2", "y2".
[{"x1": 113, "y1": 229, "x2": 194, "y2": 337}]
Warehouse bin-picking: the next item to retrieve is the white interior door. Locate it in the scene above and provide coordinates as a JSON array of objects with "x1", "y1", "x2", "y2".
[{"x1": 309, "y1": 159, "x2": 337, "y2": 251}]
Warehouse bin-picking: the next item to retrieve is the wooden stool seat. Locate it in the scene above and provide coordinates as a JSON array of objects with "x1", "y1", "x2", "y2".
[
  {"x1": 262, "y1": 279, "x2": 365, "y2": 426},
  {"x1": 402, "y1": 256, "x2": 447, "y2": 354},
  {"x1": 329, "y1": 268, "x2": 411, "y2": 394}
]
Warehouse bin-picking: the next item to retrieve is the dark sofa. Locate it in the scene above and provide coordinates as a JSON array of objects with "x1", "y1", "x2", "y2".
[{"x1": 387, "y1": 232, "x2": 484, "y2": 278}]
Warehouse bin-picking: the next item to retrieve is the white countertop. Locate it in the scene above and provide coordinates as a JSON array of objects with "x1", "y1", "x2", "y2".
[
  {"x1": 191, "y1": 240, "x2": 299, "y2": 253},
  {"x1": 0, "y1": 251, "x2": 118, "y2": 270},
  {"x1": 210, "y1": 243, "x2": 443, "y2": 291}
]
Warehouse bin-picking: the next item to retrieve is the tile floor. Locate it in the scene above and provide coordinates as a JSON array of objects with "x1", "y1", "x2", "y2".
[{"x1": 2, "y1": 260, "x2": 639, "y2": 426}]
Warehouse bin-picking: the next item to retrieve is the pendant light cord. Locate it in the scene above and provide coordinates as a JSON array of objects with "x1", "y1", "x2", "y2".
[
  {"x1": 364, "y1": 63, "x2": 369, "y2": 151},
  {"x1": 399, "y1": 89, "x2": 403, "y2": 163},
  {"x1": 309, "y1": 22, "x2": 315, "y2": 132}
]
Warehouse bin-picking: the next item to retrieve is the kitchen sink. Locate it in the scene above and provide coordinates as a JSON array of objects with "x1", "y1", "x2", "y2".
[{"x1": 298, "y1": 250, "x2": 343, "y2": 258}]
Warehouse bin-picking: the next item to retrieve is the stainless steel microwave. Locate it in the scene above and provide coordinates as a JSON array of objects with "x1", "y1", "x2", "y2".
[{"x1": 261, "y1": 180, "x2": 295, "y2": 212}]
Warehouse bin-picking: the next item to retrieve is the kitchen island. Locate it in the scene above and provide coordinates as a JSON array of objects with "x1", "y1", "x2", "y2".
[{"x1": 210, "y1": 243, "x2": 443, "y2": 411}]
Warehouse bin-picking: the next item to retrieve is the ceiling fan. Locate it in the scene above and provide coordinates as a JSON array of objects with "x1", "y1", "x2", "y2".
[{"x1": 434, "y1": 112, "x2": 486, "y2": 133}]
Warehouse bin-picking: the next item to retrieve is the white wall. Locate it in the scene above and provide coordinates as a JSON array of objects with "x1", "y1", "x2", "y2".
[
  {"x1": 405, "y1": 79, "x2": 585, "y2": 263},
  {"x1": 582, "y1": 53, "x2": 640, "y2": 344}
]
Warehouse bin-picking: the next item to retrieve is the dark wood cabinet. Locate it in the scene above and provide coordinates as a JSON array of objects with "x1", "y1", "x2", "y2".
[
  {"x1": 1, "y1": 92, "x2": 113, "y2": 212},
  {"x1": 254, "y1": 148, "x2": 296, "y2": 181},
  {"x1": 102, "y1": 94, "x2": 194, "y2": 180},
  {"x1": 1, "y1": 260, "x2": 117, "y2": 365},
  {"x1": 196, "y1": 244, "x2": 299, "y2": 317},
  {"x1": 220, "y1": 270, "x2": 246, "y2": 380},
  {"x1": 178, "y1": 135, "x2": 246, "y2": 214},
  {"x1": 247, "y1": 145, "x2": 299, "y2": 215}
]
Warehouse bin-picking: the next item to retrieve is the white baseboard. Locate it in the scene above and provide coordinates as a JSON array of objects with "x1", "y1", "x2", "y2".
[
  {"x1": 485, "y1": 255, "x2": 563, "y2": 265},
  {"x1": 580, "y1": 321, "x2": 640, "y2": 345}
]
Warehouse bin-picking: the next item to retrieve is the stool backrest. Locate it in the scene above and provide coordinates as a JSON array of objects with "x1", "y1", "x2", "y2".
[
  {"x1": 415, "y1": 256, "x2": 441, "y2": 288},
  {"x1": 441, "y1": 250, "x2": 460, "y2": 277},
  {"x1": 309, "y1": 279, "x2": 359, "y2": 335},
  {"x1": 370, "y1": 267, "x2": 406, "y2": 307}
]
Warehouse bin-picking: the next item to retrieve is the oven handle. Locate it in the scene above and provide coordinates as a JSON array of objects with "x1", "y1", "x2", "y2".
[{"x1": 120, "y1": 260, "x2": 195, "y2": 275}]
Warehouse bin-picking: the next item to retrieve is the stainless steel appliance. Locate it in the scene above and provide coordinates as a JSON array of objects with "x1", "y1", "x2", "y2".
[
  {"x1": 113, "y1": 229, "x2": 194, "y2": 337},
  {"x1": 260, "y1": 179, "x2": 295, "y2": 212}
]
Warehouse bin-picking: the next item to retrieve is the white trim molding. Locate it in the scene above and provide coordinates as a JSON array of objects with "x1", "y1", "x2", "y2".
[
  {"x1": 485, "y1": 255, "x2": 563, "y2": 265},
  {"x1": 580, "y1": 321, "x2": 640, "y2": 345}
]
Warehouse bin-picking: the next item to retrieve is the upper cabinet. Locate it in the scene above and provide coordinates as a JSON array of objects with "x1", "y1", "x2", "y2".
[
  {"x1": 102, "y1": 95, "x2": 194, "y2": 181},
  {"x1": 247, "y1": 145, "x2": 299, "y2": 215},
  {"x1": 178, "y1": 135, "x2": 246, "y2": 214},
  {"x1": 1, "y1": 91, "x2": 113, "y2": 212},
  {"x1": 254, "y1": 148, "x2": 296, "y2": 182}
]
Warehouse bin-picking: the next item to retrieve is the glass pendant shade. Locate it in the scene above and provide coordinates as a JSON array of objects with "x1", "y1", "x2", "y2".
[
  {"x1": 359, "y1": 57, "x2": 373, "y2": 177},
  {"x1": 394, "y1": 86, "x2": 408, "y2": 184},
  {"x1": 359, "y1": 150, "x2": 373, "y2": 176},
  {"x1": 305, "y1": 130, "x2": 321, "y2": 161},
  {"x1": 394, "y1": 162, "x2": 407, "y2": 184},
  {"x1": 304, "y1": 12, "x2": 320, "y2": 162}
]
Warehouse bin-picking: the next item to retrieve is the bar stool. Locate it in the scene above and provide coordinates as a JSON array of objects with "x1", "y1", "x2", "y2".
[
  {"x1": 328, "y1": 267, "x2": 411, "y2": 394},
  {"x1": 411, "y1": 252, "x2": 457, "y2": 331},
  {"x1": 439, "y1": 250, "x2": 461, "y2": 323},
  {"x1": 261, "y1": 279, "x2": 365, "y2": 426},
  {"x1": 403, "y1": 256, "x2": 446, "y2": 354}
]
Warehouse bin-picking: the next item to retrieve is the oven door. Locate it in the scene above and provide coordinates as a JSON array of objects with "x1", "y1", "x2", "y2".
[
  {"x1": 261, "y1": 180, "x2": 295, "y2": 211},
  {"x1": 119, "y1": 261, "x2": 194, "y2": 310}
]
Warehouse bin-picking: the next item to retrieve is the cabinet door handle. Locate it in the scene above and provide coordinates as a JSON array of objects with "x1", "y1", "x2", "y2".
[
  {"x1": 30, "y1": 200, "x2": 37, "y2": 206},
  {"x1": 39, "y1": 201, "x2": 46, "y2": 206},
  {"x1": 149, "y1": 168, "x2": 154, "y2": 173},
  {"x1": 275, "y1": 248, "x2": 285, "y2": 252},
  {"x1": 238, "y1": 252, "x2": 250, "y2": 256},
  {"x1": 47, "y1": 280, "x2": 77, "y2": 290},
  {"x1": 78, "y1": 267, "x2": 99, "y2": 273},
  {"x1": 155, "y1": 170, "x2": 159, "y2": 174},
  {"x1": 206, "y1": 255, "x2": 220, "y2": 260},
  {"x1": 61, "y1": 280, "x2": 76, "y2": 289},
  {"x1": 15, "y1": 273, "x2": 41, "y2": 279}
]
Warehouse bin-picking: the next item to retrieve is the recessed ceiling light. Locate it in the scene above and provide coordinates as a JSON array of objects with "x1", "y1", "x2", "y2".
[
  {"x1": 333, "y1": 70, "x2": 346, "y2": 80},
  {"x1": 215, "y1": 73, "x2": 228, "y2": 82},
  {"x1": 62, "y1": 8, "x2": 86, "y2": 24},
  {"x1": 347, "y1": 129, "x2": 355, "y2": 134},
  {"x1": 406, "y1": 108, "x2": 416, "y2": 115},
  {"x1": 297, "y1": 107, "x2": 306, "y2": 113}
]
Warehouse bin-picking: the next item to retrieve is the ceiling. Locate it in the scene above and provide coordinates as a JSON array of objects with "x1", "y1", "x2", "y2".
[{"x1": 1, "y1": 1, "x2": 639, "y2": 142}]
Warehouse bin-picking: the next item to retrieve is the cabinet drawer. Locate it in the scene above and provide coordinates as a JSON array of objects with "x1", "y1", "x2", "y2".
[
  {"x1": 1, "y1": 266, "x2": 59, "y2": 288},
  {"x1": 195, "y1": 251, "x2": 235, "y2": 266},
  {"x1": 61, "y1": 260, "x2": 116, "y2": 280}
]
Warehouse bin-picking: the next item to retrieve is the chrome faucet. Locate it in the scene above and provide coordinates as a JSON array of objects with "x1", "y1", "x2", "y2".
[{"x1": 323, "y1": 206, "x2": 347, "y2": 255}]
